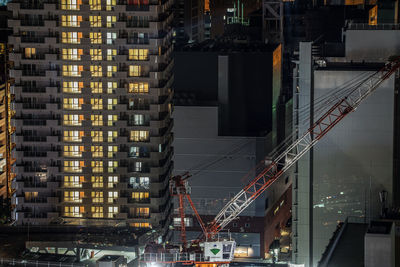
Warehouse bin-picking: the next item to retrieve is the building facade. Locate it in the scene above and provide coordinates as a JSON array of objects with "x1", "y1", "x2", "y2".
[
  {"x1": 292, "y1": 25, "x2": 400, "y2": 266},
  {"x1": 0, "y1": 4, "x2": 16, "y2": 220},
  {"x1": 172, "y1": 42, "x2": 292, "y2": 259},
  {"x1": 8, "y1": 0, "x2": 174, "y2": 231},
  {"x1": 173, "y1": 0, "x2": 205, "y2": 45}
]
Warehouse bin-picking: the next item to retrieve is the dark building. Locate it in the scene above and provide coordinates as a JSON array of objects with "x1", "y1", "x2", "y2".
[
  {"x1": 174, "y1": 41, "x2": 279, "y2": 137},
  {"x1": 0, "y1": 5, "x2": 15, "y2": 223},
  {"x1": 172, "y1": 40, "x2": 292, "y2": 258},
  {"x1": 173, "y1": 0, "x2": 205, "y2": 45}
]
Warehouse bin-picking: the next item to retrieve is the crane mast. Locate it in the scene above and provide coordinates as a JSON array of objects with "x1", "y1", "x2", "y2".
[{"x1": 205, "y1": 58, "x2": 400, "y2": 238}]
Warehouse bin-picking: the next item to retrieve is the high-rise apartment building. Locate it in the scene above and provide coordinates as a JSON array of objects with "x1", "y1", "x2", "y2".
[{"x1": 8, "y1": 0, "x2": 174, "y2": 230}]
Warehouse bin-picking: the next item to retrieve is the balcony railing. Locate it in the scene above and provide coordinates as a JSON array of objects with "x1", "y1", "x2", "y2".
[{"x1": 347, "y1": 22, "x2": 400, "y2": 30}]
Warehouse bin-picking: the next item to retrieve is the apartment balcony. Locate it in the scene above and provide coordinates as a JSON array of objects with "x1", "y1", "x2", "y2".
[
  {"x1": 127, "y1": 198, "x2": 151, "y2": 204},
  {"x1": 20, "y1": 20, "x2": 44, "y2": 27},
  {"x1": 127, "y1": 213, "x2": 150, "y2": 219},
  {"x1": 21, "y1": 36, "x2": 45, "y2": 44}
]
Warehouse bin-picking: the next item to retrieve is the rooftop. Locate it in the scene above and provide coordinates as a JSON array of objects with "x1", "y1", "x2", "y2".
[{"x1": 175, "y1": 39, "x2": 278, "y2": 53}]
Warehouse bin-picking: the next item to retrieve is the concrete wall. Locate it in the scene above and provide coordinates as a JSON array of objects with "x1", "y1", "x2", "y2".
[
  {"x1": 173, "y1": 106, "x2": 261, "y2": 216},
  {"x1": 365, "y1": 232, "x2": 392, "y2": 267},
  {"x1": 312, "y1": 71, "x2": 394, "y2": 264},
  {"x1": 294, "y1": 31, "x2": 398, "y2": 266},
  {"x1": 345, "y1": 29, "x2": 400, "y2": 62}
]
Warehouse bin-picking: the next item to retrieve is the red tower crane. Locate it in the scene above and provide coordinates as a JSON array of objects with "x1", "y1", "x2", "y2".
[{"x1": 141, "y1": 57, "x2": 400, "y2": 266}]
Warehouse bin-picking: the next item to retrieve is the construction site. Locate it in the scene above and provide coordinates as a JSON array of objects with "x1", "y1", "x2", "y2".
[{"x1": 0, "y1": 0, "x2": 400, "y2": 267}]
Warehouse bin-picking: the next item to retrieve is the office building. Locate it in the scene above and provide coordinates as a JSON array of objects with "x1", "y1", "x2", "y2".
[
  {"x1": 8, "y1": 0, "x2": 174, "y2": 232},
  {"x1": 0, "y1": 5, "x2": 15, "y2": 220},
  {"x1": 173, "y1": 0, "x2": 205, "y2": 45},
  {"x1": 173, "y1": 41, "x2": 292, "y2": 258},
  {"x1": 292, "y1": 23, "x2": 400, "y2": 266}
]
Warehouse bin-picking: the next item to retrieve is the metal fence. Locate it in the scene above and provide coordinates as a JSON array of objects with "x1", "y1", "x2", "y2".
[
  {"x1": 0, "y1": 258, "x2": 85, "y2": 267},
  {"x1": 140, "y1": 252, "x2": 205, "y2": 263}
]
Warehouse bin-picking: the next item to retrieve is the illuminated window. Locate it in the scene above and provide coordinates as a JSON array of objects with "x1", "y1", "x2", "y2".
[
  {"x1": 129, "y1": 82, "x2": 149, "y2": 93},
  {"x1": 107, "y1": 82, "x2": 117, "y2": 94},
  {"x1": 89, "y1": 0, "x2": 101, "y2": 10},
  {"x1": 136, "y1": 207, "x2": 150, "y2": 217},
  {"x1": 106, "y1": 32, "x2": 117, "y2": 44},
  {"x1": 130, "y1": 146, "x2": 139, "y2": 157},
  {"x1": 64, "y1": 176, "x2": 84, "y2": 188},
  {"x1": 62, "y1": 32, "x2": 82, "y2": 44},
  {"x1": 91, "y1": 98, "x2": 103, "y2": 110},
  {"x1": 64, "y1": 191, "x2": 83, "y2": 203},
  {"x1": 108, "y1": 145, "x2": 118, "y2": 158},
  {"x1": 108, "y1": 191, "x2": 118, "y2": 203},
  {"x1": 63, "y1": 114, "x2": 84, "y2": 126},
  {"x1": 91, "y1": 206, "x2": 103, "y2": 217},
  {"x1": 107, "y1": 131, "x2": 117, "y2": 142},
  {"x1": 24, "y1": 48, "x2": 36, "y2": 59},
  {"x1": 64, "y1": 145, "x2": 84, "y2": 157},
  {"x1": 92, "y1": 161, "x2": 103, "y2": 173},
  {"x1": 62, "y1": 48, "x2": 83, "y2": 61},
  {"x1": 61, "y1": 0, "x2": 81, "y2": 10},
  {"x1": 91, "y1": 145, "x2": 103, "y2": 158},
  {"x1": 108, "y1": 160, "x2": 118, "y2": 173},
  {"x1": 106, "y1": 0, "x2": 116, "y2": 10},
  {"x1": 91, "y1": 131, "x2": 103, "y2": 142},
  {"x1": 91, "y1": 115, "x2": 103, "y2": 126},
  {"x1": 129, "y1": 177, "x2": 150, "y2": 189},
  {"x1": 140, "y1": 177, "x2": 150, "y2": 188},
  {"x1": 107, "y1": 99, "x2": 117, "y2": 110},
  {"x1": 108, "y1": 176, "x2": 118, "y2": 188},
  {"x1": 64, "y1": 130, "x2": 84, "y2": 142},
  {"x1": 91, "y1": 191, "x2": 103, "y2": 203},
  {"x1": 90, "y1": 65, "x2": 102, "y2": 77},
  {"x1": 90, "y1": 16, "x2": 102, "y2": 27},
  {"x1": 61, "y1": 15, "x2": 82, "y2": 27},
  {"x1": 131, "y1": 222, "x2": 151, "y2": 228},
  {"x1": 62, "y1": 65, "x2": 83, "y2": 77},
  {"x1": 64, "y1": 206, "x2": 84, "y2": 217},
  {"x1": 90, "y1": 49, "x2": 102, "y2": 61},
  {"x1": 108, "y1": 206, "x2": 118, "y2": 218},
  {"x1": 90, "y1": 32, "x2": 102, "y2": 44},
  {"x1": 63, "y1": 81, "x2": 83, "y2": 94},
  {"x1": 107, "y1": 114, "x2": 117, "y2": 126},
  {"x1": 64, "y1": 160, "x2": 85, "y2": 173},
  {"x1": 107, "y1": 49, "x2": 117, "y2": 61},
  {"x1": 130, "y1": 130, "x2": 149, "y2": 142},
  {"x1": 129, "y1": 49, "x2": 148, "y2": 60},
  {"x1": 132, "y1": 192, "x2": 149, "y2": 201},
  {"x1": 91, "y1": 176, "x2": 103, "y2": 188},
  {"x1": 107, "y1": 65, "x2": 117, "y2": 77},
  {"x1": 106, "y1": 16, "x2": 116, "y2": 27},
  {"x1": 91, "y1": 82, "x2": 103, "y2": 94},
  {"x1": 133, "y1": 114, "x2": 145, "y2": 125},
  {"x1": 129, "y1": 65, "x2": 141, "y2": 77},
  {"x1": 133, "y1": 162, "x2": 142, "y2": 172},
  {"x1": 63, "y1": 98, "x2": 83, "y2": 110}
]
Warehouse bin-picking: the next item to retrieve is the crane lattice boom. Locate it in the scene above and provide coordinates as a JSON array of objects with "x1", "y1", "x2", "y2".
[{"x1": 205, "y1": 58, "x2": 400, "y2": 238}]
